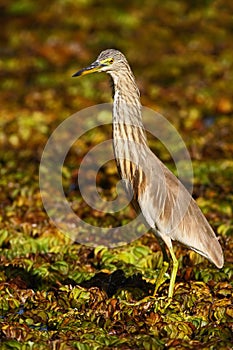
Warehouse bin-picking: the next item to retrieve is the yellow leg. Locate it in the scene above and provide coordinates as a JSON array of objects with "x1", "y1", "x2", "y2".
[
  {"x1": 152, "y1": 232, "x2": 179, "y2": 298},
  {"x1": 167, "y1": 245, "x2": 179, "y2": 298},
  {"x1": 153, "y1": 260, "x2": 169, "y2": 296}
]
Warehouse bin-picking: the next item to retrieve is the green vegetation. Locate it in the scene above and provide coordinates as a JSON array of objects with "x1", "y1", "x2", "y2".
[{"x1": 0, "y1": 0, "x2": 232, "y2": 348}]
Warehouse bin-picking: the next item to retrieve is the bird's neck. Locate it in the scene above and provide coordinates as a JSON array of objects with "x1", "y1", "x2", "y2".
[
  {"x1": 110, "y1": 69, "x2": 148, "y2": 188},
  {"x1": 110, "y1": 70, "x2": 148, "y2": 146}
]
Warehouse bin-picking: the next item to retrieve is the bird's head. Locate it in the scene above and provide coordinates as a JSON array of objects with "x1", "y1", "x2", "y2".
[{"x1": 72, "y1": 49, "x2": 128, "y2": 78}]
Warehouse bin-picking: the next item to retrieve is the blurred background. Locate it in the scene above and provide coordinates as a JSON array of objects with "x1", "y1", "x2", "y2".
[
  {"x1": 1, "y1": 0, "x2": 232, "y2": 237},
  {"x1": 0, "y1": 0, "x2": 233, "y2": 348}
]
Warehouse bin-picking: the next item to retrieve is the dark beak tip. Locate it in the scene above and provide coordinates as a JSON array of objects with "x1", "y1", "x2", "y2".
[
  {"x1": 72, "y1": 61, "x2": 100, "y2": 78},
  {"x1": 72, "y1": 71, "x2": 81, "y2": 77}
]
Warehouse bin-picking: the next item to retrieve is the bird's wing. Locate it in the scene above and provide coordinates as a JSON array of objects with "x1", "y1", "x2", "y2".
[{"x1": 137, "y1": 151, "x2": 223, "y2": 268}]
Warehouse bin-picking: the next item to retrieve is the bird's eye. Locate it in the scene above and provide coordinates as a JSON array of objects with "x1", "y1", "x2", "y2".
[{"x1": 108, "y1": 58, "x2": 114, "y2": 64}]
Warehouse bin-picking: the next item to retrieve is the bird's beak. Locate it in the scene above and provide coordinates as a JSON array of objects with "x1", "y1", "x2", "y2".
[{"x1": 72, "y1": 60, "x2": 103, "y2": 77}]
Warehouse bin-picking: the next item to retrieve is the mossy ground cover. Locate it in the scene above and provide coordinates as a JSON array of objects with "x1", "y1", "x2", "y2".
[{"x1": 0, "y1": 0, "x2": 233, "y2": 349}]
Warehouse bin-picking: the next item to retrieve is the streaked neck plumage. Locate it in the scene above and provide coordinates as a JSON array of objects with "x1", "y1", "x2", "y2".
[
  {"x1": 108, "y1": 63, "x2": 147, "y2": 146},
  {"x1": 108, "y1": 61, "x2": 148, "y2": 187}
]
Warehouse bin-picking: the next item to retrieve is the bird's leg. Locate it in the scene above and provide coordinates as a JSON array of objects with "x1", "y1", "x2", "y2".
[
  {"x1": 153, "y1": 233, "x2": 178, "y2": 298},
  {"x1": 153, "y1": 259, "x2": 169, "y2": 296},
  {"x1": 153, "y1": 235, "x2": 170, "y2": 296},
  {"x1": 157, "y1": 237, "x2": 169, "y2": 263},
  {"x1": 167, "y1": 245, "x2": 179, "y2": 298}
]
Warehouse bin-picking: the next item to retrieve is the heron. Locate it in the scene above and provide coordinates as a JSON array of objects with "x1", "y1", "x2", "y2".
[{"x1": 72, "y1": 49, "x2": 224, "y2": 298}]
